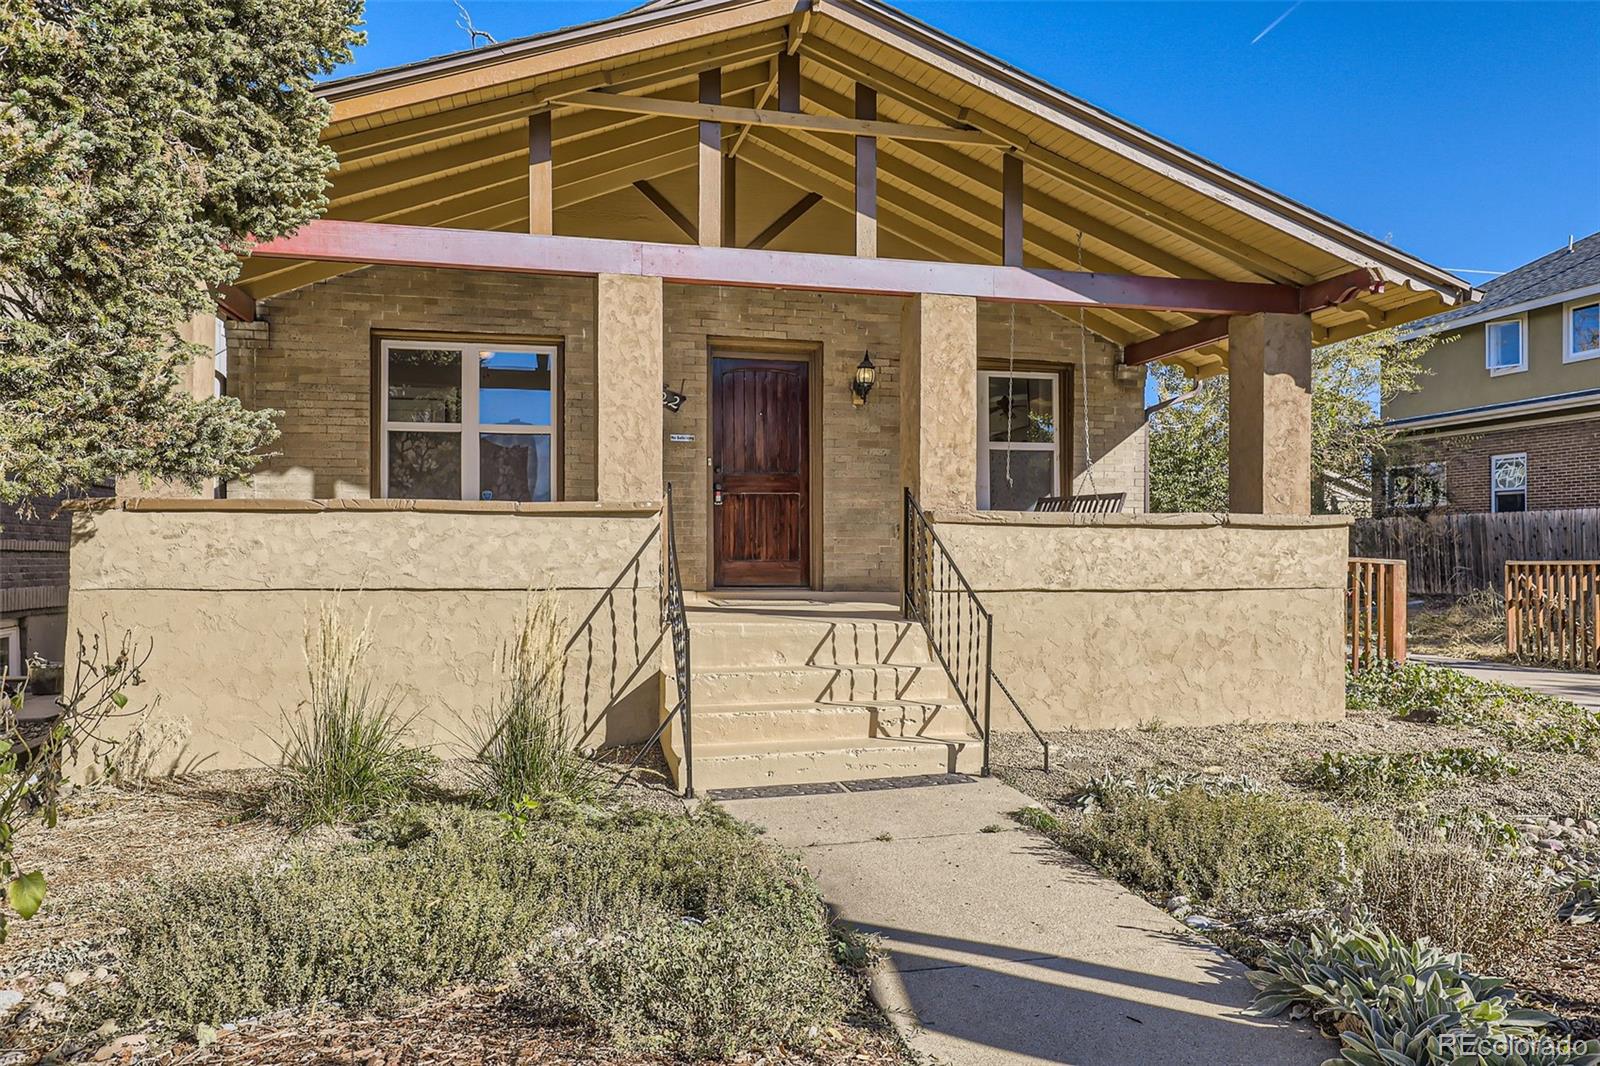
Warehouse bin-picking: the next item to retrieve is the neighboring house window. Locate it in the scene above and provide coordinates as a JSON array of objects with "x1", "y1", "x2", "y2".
[
  {"x1": 1385, "y1": 463, "x2": 1446, "y2": 511},
  {"x1": 380, "y1": 340, "x2": 559, "y2": 501},
  {"x1": 977, "y1": 370, "x2": 1058, "y2": 509},
  {"x1": 1490, "y1": 452, "x2": 1528, "y2": 513},
  {"x1": 1484, "y1": 317, "x2": 1526, "y2": 374},
  {"x1": 1566, "y1": 298, "x2": 1600, "y2": 362},
  {"x1": 0, "y1": 623, "x2": 19, "y2": 678}
]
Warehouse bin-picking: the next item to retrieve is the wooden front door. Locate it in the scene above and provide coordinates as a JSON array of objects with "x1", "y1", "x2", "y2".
[{"x1": 711, "y1": 356, "x2": 810, "y2": 587}]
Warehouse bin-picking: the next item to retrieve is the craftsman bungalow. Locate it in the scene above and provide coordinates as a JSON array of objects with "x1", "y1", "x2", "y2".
[{"x1": 68, "y1": 0, "x2": 1477, "y2": 791}]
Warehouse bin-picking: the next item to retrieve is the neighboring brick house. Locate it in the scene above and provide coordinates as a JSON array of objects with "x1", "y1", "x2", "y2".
[
  {"x1": 1382, "y1": 232, "x2": 1600, "y2": 515},
  {"x1": 1, "y1": 496, "x2": 74, "y2": 677}
]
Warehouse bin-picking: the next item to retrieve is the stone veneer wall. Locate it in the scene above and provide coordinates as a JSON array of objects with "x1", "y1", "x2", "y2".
[
  {"x1": 931, "y1": 511, "x2": 1351, "y2": 730},
  {"x1": 67, "y1": 501, "x2": 662, "y2": 770},
  {"x1": 228, "y1": 268, "x2": 1148, "y2": 591}
]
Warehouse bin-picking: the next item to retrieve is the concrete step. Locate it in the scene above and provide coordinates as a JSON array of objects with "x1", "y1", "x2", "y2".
[
  {"x1": 693, "y1": 663, "x2": 952, "y2": 708},
  {"x1": 687, "y1": 617, "x2": 933, "y2": 670},
  {"x1": 690, "y1": 734, "x2": 982, "y2": 791},
  {"x1": 693, "y1": 698, "x2": 976, "y2": 745}
]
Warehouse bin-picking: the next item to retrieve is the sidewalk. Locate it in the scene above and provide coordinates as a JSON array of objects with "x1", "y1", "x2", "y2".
[
  {"x1": 1413, "y1": 654, "x2": 1600, "y2": 710},
  {"x1": 719, "y1": 776, "x2": 1328, "y2": 1066}
]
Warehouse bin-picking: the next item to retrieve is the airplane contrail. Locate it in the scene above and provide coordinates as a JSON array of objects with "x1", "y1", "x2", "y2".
[{"x1": 1251, "y1": 1, "x2": 1303, "y2": 45}]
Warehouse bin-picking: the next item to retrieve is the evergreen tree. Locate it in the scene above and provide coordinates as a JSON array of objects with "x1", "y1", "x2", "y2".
[{"x1": 0, "y1": 0, "x2": 364, "y2": 502}]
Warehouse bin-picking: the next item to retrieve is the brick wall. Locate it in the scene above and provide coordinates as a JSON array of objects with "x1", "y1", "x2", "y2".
[
  {"x1": 1388, "y1": 415, "x2": 1600, "y2": 513},
  {"x1": 1, "y1": 495, "x2": 74, "y2": 664},
  {"x1": 229, "y1": 267, "x2": 1148, "y2": 591},
  {"x1": 227, "y1": 266, "x2": 597, "y2": 500}
]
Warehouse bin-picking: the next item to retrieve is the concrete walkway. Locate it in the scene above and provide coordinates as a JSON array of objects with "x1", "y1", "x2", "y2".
[
  {"x1": 1414, "y1": 654, "x2": 1600, "y2": 710},
  {"x1": 720, "y1": 776, "x2": 1329, "y2": 1066}
]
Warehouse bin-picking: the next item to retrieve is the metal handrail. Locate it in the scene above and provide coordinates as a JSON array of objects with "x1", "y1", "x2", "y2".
[
  {"x1": 611, "y1": 483, "x2": 694, "y2": 797},
  {"x1": 902, "y1": 488, "x2": 1048, "y2": 775}
]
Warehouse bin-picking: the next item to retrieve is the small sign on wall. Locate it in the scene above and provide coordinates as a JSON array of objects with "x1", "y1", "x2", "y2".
[{"x1": 669, "y1": 433, "x2": 695, "y2": 443}]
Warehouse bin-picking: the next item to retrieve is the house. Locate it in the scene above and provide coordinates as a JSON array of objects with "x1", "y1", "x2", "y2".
[
  {"x1": 1382, "y1": 232, "x2": 1600, "y2": 514},
  {"x1": 64, "y1": 0, "x2": 1476, "y2": 791}
]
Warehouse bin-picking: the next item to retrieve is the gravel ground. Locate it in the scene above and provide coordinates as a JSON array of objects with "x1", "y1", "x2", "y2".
[
  {"x1": 992, "y1": 705, "x2": 1600, "y2": 822},
  {"x1": 991, "y1": 702, "x2": 1600, "y2": 1040}
]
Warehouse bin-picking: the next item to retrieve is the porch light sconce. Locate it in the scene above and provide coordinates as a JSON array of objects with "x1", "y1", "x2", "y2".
[{"x1": 851, "y1": 352, "x2": 877, "y2": 406}]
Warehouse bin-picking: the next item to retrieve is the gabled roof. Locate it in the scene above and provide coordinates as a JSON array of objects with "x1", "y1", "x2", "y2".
[
  {"x1": 244, "y1": 0, "x2": 1477, "y2": 376},
  {"x1": 1405, "y1": 231, "x2": 1600, "y2": 335}
]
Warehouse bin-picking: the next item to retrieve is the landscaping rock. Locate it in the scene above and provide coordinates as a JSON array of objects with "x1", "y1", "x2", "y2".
[
  {"x1": 1183, "y1": 914, "x2": 1222, "y2": 930},
  {"x1": 43, "y1": 981, "x2": 69, "y2": 999},
  {"x1": 0, "y1": 988, "x2": 23, "y2": 1013}
]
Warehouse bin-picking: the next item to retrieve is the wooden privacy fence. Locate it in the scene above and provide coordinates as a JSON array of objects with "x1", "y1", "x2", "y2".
[
  {"x1": 1505, "y1": 561, "x2": 1600, "y2": 671},
  {"x1": 1347, "y1": 558, "x2": 1407, "y2": 672},
  {"x1": 1351, "y1": 508, "x2": 1600, "y2": 596}
]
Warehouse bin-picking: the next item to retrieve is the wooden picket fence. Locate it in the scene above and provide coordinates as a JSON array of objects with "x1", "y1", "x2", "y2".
[
  {"x1": 1347, "y1": 558, "x2": 1407, "y2": 672},
  {"x1": 1505, "y1": 561, "x2": 1600, "y2": 671},
  {"x1": 1352, "y1": 508, "x2": 1600, "y2": 595}
]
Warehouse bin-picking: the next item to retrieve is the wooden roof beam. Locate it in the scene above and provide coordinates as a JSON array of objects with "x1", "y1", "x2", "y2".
[
  {"x1": 801, "y1": 38, "x2": 1310, "y2": 282},
  {"x1": 746, "y1": 126, "x2": 1179, "y2": 338},
  {"x1": 1122, "y1": 268, "x2": 1384, "y2": 365},
  {"x1": 795, "y1": 75, "x2": 1220, "y2": 283},
  {"x1": 746, "y1": 192, "x2": 823, "y2": 250},
  {"x1": 251, "y1": 219, "x2": 1321, "y2": 316},
  {"x1": 551, "y1": 89, "x2": 1006, "y2": 146}
]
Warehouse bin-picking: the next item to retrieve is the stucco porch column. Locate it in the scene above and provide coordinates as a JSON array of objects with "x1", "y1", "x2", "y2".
[
  {"x1": 595, "y1": 273, "x2": 664, "y2": 504},
  {"x1": 1228, "y1": 311, "x2": 1312, "y2": 514},
  {"x1": 899, "y1": 293, "x2": 978, "y2": 511}
]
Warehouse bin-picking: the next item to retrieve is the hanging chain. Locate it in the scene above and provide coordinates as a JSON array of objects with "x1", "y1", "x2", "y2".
[
  {"x1": 1076, "y1": 229, "x2": 1099, "y2": 494},
  {"x1": 1004, "y1": 303, "x2": 1017, "y2": 489}
]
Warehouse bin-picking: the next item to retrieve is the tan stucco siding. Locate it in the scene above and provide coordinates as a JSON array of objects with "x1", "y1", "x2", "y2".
[
  {"x1": 1388, "y1": 304, "x2": 1600, "y2": 422},
  {"x1": 67, "y1": 503, "x2": 662, "y2": 770},
  {"x1": 932, "y1": 512, "x2": 1349, "y2": 729}
]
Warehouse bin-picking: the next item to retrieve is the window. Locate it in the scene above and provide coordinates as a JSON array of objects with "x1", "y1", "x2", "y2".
[
  {"x1": 1385, "y1": 463, "x2": 1446, "y2": 512},
  {"x1": 380, "y1": 340, "x2": 559, "y2": 501},
  {"x1": 0, "y1": 624, "x2": 20, "y2": 679},
  {"x1": 1484, "y1": 317, "x2": 1526, "y2": 374},
  {"x1": 977, "y1": 370, "x2": 1060, "y2": 510},
  {"x1": 1566, "y1": 299, "x2": 1600, "y2": 363},
  {"x1": 1491, "y1": 453, "x2": 1527, "y2": 513}
]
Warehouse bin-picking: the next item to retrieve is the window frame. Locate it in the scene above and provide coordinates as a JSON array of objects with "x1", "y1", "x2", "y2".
[
  {"x1": 975, "y1": 367, "x2": 1067, "y2": 510},
  {"x1": 1564, "y1": 298, "x2": 1600, "y2": 364},
  {"x1": 1490, "y1": 451, "x2": 1528, "y2": 513},
  {"x1": 0, "y1": 622, "x2": 20, "y2": 678},
  {"x1": 378, "y1": 338, "x2": 561, "y2": 502},
  {"x1": 1483, "y1": 315, "x2": 1528, "y2": 376}
]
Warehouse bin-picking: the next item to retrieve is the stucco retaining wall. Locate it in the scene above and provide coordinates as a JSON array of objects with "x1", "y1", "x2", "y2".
[
  {"x1": 67, "y1": 501, "x2": 663, "y2": 770},
  {"x1": 929, "y1": 511, "x2": 1351, "y2": 730}
]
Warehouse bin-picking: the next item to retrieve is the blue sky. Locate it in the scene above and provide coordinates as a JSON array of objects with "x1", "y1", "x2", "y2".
[{"x1": 338, "y1": 1, "x2": 1599, "y2": 279}]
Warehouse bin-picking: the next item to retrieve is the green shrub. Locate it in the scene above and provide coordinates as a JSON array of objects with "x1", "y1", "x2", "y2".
[
  {"x1": 1046, "y1": 787, "x2": 1383, "y2": 917},
  {"x1": 1348, "y1": 662, "x2": 1600, "y2": 754},
  {"x1": 469, "y1": 590, "x2": 598, "y2": 809},
  {"x1": 102, "y1": 803, "x2": 851, "y2": 1058},
  {"x1": 1250, "y1": 918, "x2": 1575, "y2": 1066},
  {"x1": 525, "y1": 900, "x2": 851, "y2": 1059},
  {"x1": 1308, "y1": 747, "x2": 1518, "y2": 802},
  {"x1": 1357, "y1": 831, "x2": 1554, "y2": 971},
  {"x1": 271, "y1": 603, "x2": 432, "y2": 828}
]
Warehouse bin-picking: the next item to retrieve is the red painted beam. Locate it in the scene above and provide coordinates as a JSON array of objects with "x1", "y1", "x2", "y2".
[
  {"x1": 1122, "y1": 268, "x2": 1385, "y2": 366},
  {"x1": 247, "y1": 219, "x2": 1317, "y2": 316},
  {"x1": 213, "y1": 283, "x2": 256, "y2": 322},
  {"x1": 1123, "y1": 316, "x2": 1228, "y2": 366}
]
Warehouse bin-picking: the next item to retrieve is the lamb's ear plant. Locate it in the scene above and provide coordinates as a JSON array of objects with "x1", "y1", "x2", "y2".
[
  {"x1": 470, "y1": 589, "x2": 597, "y2": 810},
  {"x1": 271, "y1": 601, "x2": 432, "y2": 828}
]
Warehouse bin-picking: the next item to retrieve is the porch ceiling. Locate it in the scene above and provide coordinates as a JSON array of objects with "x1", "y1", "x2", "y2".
[{"x1": 237, "y1": 0, "x2": 1478, "y2": 377}]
